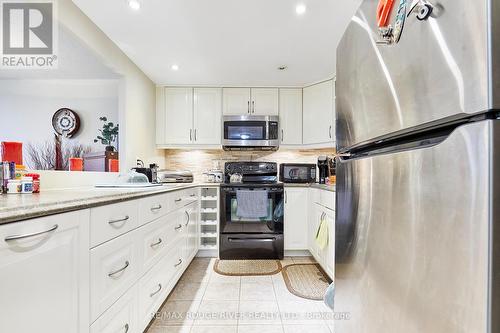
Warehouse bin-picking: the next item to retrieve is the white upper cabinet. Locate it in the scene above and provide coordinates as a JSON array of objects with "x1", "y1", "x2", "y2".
[
  {"x1": 223, "y1": 88, "x2": 278, "y2": 115},
  {"x1": 194, "y1": 88, "x2": 222, "y2": 145},
  {"x1": 223, "y1": 88, "x2": 251, "y2": 115},
  {"x1": 303, "y1": 80, "x2": 335, "y2": 145},
  {"x1": 165, "y1": 87, "x2": 194, "y2": 144},
  {"x1": 251, "y1": 88, "x2": 279, "y2": 115},
  {"x1": 279, "y1": 88, "x2": 303, "y2": 145}
]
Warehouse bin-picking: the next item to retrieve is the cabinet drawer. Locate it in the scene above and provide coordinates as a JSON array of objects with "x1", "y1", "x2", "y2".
[
  {"x1": 139, "y1": 215, "x2": 173, "y2": 273},
  {"x1": 168, "y1": 188, "x2": 198, "y2": 211},
  {"x1": 138, "y1": 243, "x2": 184, "y2": 330},
  {"x1": 320, "y1": 190, "x2": 335, "y2": 211},
  {"x1": 139, "y1": 193, "x2": 170, "y2": 224},
  {"x1": 90, "y1": 231, "x2": 140, "y2": 322},
  {"x1": 90, "y1": 201, "x2": 139, "y2": 247},
  {"x1": 90, "y1": 284, "x2": 138, "y2": 333}
]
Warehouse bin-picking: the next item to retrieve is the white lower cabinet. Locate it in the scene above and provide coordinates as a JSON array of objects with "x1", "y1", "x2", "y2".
[
  {"x1": 90, "y1": 285, "x2": 138, "y2": 333},
  {"x1": 0, "y1": 210, "x2": 90, "y2": 333},
  {"x1": 308, "y1": 190, "x2": 335, "y2": 280},
  {"x1": 91, "y1": 189, "x2": 199, "y2": 333},
  {"x1": 184, "y1": 201, "x2": 199, "y2": 262},
  {"x1": 284, "y1": 187, "x2": 309, "y2": 250},
  {"x1": 90, "y1": 231, "x2": 140, "y2": 322},
  {"x1": 138, "y1": 241, "x2": 184, "y2": 330},
  {"x1": 138, "y1": 215, "x2": 172, "y2": 273}
]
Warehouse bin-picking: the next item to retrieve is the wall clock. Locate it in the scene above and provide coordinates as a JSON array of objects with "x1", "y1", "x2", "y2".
[{"x1": 52, "y1": 108, "x2": 80, "y2": 138}]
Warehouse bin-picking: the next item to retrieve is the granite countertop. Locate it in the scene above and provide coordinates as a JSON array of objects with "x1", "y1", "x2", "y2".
[
  {"x1": 0, "y1": 181, "x2": 334, "y2": 225},
  {"x1": 283, "y1": 182, "x2": 336, "y2": 192},
  {"x1": 0, "y1": 183, "x2": 204, "y2": 225}
]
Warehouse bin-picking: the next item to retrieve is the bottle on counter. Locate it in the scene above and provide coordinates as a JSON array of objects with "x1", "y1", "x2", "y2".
[{"x1": 15, "y1": 164, "x2": 26, "y2": 179}]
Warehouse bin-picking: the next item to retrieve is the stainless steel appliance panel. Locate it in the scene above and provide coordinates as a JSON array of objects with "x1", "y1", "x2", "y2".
[
  {"x1": 222, "y1": 115, "x2": 279, "y2": 150},
  {"x1": 335, "y1": 120, "x2": 494, "y2": 333},
  {"x1": 336, "y1": 0, "x2": 490, "y2": 151}
]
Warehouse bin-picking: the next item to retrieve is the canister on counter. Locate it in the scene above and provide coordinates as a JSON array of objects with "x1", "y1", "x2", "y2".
[
  {"x1": 7, "y1": 179, "x2": 21, "y2": 194},
  {"x1": 25, "y1": 173, "x2": 40, "y2": 193},
  {"x1": 21, "y1": 176, "x2": 33, "y2": 194}
]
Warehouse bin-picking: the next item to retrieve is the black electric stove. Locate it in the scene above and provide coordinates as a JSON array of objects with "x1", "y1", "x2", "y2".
[{"x1": 219, "y1": 162, "x2": 284, "y2": 260}]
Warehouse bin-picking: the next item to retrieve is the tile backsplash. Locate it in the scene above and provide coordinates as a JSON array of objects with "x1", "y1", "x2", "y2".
[{"x1": 164, "y1": 148, "x2": 335, "y2": 181}]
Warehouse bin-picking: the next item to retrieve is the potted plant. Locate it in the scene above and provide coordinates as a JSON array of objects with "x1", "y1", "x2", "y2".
[{"x1": 94, "y1": 117, "x2": 119, "y2": 152}]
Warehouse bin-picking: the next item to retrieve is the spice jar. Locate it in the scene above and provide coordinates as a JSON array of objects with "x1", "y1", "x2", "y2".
[
  {"x1": 21, "y1": 176, "x2": 33, "y2": 194},
  {"x1": 7, "y1": 179, "x2": 21, "y2": 194}
]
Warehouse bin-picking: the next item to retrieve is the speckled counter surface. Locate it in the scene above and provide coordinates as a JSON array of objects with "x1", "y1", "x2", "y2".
[
  {"x1": 0, "y1": 183, "x2": 218, "y2": 225},
  {"x1": 0, "y1": 182, "x2": 335, "y2": 225},
  {"x1": 283, "y1": 183, "x2": 336, "y2": 192}
]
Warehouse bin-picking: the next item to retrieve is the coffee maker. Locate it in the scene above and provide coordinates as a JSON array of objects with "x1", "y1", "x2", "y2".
[{"x1": 317, "y1": 156, "x2": 329, "y2": 184}]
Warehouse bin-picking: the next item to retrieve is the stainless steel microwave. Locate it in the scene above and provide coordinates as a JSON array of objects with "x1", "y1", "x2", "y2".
[{"x1": 222, "y1": 115, "x2": 279, "y2": 150}]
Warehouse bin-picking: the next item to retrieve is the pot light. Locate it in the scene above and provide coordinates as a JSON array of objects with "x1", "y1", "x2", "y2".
[
  {"x1": 171, "y1": 64, "x2": 179, "y2": 71},
  {"x1": 128, "y1": 0, "x2": 141, "y2": 10},
  {"x1": 296, "y1": 4, "x2": 306, "y2": 15}
]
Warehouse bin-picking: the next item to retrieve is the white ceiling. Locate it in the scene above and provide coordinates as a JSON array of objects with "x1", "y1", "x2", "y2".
[{"x1": 72, "y1": 0, "x2": 361, "y2": 86}]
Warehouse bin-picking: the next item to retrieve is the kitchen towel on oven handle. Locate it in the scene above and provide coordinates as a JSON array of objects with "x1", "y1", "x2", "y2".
[{"x1": 236, "y1": 189, "x2": 269, "y2": 219}]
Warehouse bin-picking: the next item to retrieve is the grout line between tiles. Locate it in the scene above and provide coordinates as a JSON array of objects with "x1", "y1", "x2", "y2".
[{"x1": 271, "y1": 270, "x2": 286, "y2": 332}]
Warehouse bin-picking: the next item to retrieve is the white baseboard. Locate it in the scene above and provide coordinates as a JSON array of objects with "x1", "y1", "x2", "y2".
[
  {"x1": 196, "y1": 249, "x2": 218, "y2": 258},
  {"x1": 284, "y1": 250, "x2": 311, "y2": 257}
]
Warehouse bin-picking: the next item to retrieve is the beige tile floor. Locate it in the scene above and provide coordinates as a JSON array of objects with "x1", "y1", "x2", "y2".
[{"x1": 145, "y1": 257, "x2": 335, "y2": 333}]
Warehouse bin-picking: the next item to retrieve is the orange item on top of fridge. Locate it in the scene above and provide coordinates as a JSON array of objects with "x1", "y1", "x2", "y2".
[{"x1": 377, "y1": 0, "x2": 395, "y2": 27}]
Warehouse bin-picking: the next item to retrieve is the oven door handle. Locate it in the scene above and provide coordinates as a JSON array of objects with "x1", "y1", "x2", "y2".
[{"x1": 228, "y1": 237, "x2": 277, "y2": 243}]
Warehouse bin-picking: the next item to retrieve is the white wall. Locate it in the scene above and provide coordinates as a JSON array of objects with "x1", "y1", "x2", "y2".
[
  {"x1": 0, "y1": 79, "x2": 119, "y2": 158},
  {"x1": 58, "y1": 0, "x2": 164, "y2": 170}
]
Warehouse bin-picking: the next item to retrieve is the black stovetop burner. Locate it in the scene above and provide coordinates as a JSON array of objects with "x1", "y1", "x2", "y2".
[{"x1": 224, "y1": 161, "x2": 278, "y2": 184}]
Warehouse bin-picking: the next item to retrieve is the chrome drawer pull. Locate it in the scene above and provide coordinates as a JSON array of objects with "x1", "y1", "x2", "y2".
[
  {"x1": 174, "y1": 224, "x2": 182, "y2": 230},
  {"x1": 175, "y1": 198, "x2": 182, "y2": 202},
  {"x1": 108, "y1": 261, "x2": 130, "y2": 278},
  {"x1": 150, "y1": 283, "x2": 162, "y2": 297},
  {"x1": 150, "y1": 238, "x2": 162, "y2": 248},
  {"x1": 174, "y1": 259, "x2": 182, "y2": 267},
  {"x1": 150, "y1": 204, "x2": 162, "y2": 211},
  {"x1": 124, "y1": 324, "x2": 129, "y2": 333},
  {"x1": 190, "y1": 194, "x2": 196, "y2": 197},
  {"x1": 184, "y1": 211, "x2": 190, "y2": 227},
  {"x1": 108, "y1": 216, "x2": 129, "y2": 225},
  {"x1": 4, "y1": 224, "x2": 58, "y2": 242}
]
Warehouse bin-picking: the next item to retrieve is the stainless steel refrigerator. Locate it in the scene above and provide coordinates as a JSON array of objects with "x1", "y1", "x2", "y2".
[{"x1": 335, "y1": 0, "x2": 500, "y2": 332}]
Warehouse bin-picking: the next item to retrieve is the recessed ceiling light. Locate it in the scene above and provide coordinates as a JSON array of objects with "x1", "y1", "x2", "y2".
[
  {"x1": 296, "y1": 4, "x2": 306, "y2": 15},
  {"x1": 128, "y1": 0, "x2": 141, "y2": 10},
  {"x1": 171, "y1": 64, "x2": 179, "y2": 71}
]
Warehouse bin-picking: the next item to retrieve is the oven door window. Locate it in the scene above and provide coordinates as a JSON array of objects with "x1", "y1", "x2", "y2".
[
  {"x1": 224, "y1": 121, "x2": 267, "y2": 140},
  {"x1": 230, "y1": 198, "x2": 273, "y2": 221},
  {"x1": 221, "y1": 189, "x2": 284, "y2": 233}
]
